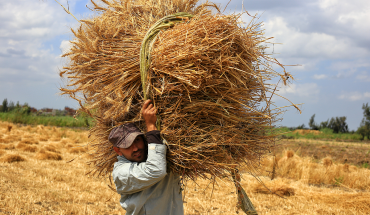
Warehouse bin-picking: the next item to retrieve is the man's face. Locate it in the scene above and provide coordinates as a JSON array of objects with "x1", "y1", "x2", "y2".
[{"x1": 114, "y1": 135, "x2": 147, "y2": 162}]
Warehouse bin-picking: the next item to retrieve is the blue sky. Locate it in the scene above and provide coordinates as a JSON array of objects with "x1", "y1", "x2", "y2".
[{"x1": 0, "y1": 0, "x2": 369, "y2": 130}]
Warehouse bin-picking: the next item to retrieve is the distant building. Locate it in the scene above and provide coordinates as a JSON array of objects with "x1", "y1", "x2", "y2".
[
  {"x1": 39, "y1": 108, "x2": 55, "y2": 116},
  {"x1": 30, "y1": 107, "x2": 37, "y2": 113},
  {"x1": 64, "y1": 107, "x2": 76, "y2": 116}
]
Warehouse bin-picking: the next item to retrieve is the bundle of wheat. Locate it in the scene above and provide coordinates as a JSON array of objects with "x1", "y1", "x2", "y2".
[
  {"x1": 253, "y1": 179, "x2": 295, "y2": 197},
  {"x1": 60, "y1": 0, "x2": 297, "y2": 187},
  {"x1": 36, "y1": 149, "x2": 63, "y2": 161},
  {"x1": 0, "y1": 154, "x2": 26, "y2": 163},
  {"x1": 16, "y1": 143, "x2": 38, "y2": 152},
  {"x1": 0, "y1": 144, "x2": 15, "y2": 150}
]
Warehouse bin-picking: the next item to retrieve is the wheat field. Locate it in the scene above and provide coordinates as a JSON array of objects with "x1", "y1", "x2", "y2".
[{"x1": 1, "y1": 121, "x2": 370, "y2": 215}]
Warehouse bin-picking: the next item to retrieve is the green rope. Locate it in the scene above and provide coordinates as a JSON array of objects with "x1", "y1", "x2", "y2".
[
  {"x1": 139, "y1": 12, "x2": 194, "y2": 131},
  {"x1": 140, "y1": 12, "x2": 194, "y2": 101},
  {"x1": 232, "y1": 170, "x2": 258, "y2": 215}
]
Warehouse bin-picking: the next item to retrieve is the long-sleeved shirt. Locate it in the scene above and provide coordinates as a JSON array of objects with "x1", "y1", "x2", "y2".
[{"x1": 112, "y1": 142, "x2": 184, "y2": 215}]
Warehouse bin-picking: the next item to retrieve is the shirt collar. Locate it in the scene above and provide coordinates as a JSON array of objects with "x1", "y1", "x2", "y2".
[{"x1": 117, "y1": 155, "x2": 131, "y2": 163}]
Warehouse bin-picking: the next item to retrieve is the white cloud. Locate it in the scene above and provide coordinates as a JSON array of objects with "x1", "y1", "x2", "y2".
[
  {"x1": 60, "y1": 40, "x2": 72, "y2": 55},
  {"x1": 278, "y1": 83, "x2": 319, "y2": 97},
  {"x1": 305, "y1": 0, "x2": 370, "y2": 49},
  {"x1": 356, "y1": 72, "x2": 370, "y2": 82},
  {"x1": 313, "y1": 74, "x2": 327, "y2": 80},
  {"x1": 0, "y1": 0, "x2": 78, "y2": 87},
  {"x1": 238, "y1": 0, "x2": 370, "y2": 80},
  {"x1": 338, "y1": 92, "x2": 370, "y2": 101},
  {"x1": 328, "y1": 60, "x2": 370, "y2": 78},
  {"x1": 0, "y1": 1, "x2": 74, "y2": 40},
  {"x1": 318, "y1": 0, "x2": 370, "y2": 29},
  {"x1": 240, "y1": 4, "x2": 370, "y2": 83},
  {"x1": 260, "y1": 17, "x2": 369, "y2": 60}
]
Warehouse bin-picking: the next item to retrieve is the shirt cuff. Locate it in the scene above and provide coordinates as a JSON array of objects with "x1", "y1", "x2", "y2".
[{"x1": 146, "y1": 130, "x2": 163, "y2": 145}]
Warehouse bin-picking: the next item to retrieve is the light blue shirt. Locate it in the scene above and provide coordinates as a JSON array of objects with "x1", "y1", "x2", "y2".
[{"x1": 112, "y1": 144, "x2": 184, "y2": 215}]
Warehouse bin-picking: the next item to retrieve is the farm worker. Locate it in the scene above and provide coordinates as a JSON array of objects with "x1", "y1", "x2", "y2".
[{"x1": 109, "y1": 99, "x2": 184, "y2": 215}]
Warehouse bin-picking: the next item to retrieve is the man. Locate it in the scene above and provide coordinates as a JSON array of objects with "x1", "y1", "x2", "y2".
[{"x1": 109, "y1": 100, "x2": 184, "y2": 215}]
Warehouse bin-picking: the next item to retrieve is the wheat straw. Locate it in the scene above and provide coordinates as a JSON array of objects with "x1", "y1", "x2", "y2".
[{"x1": 60, "y1": 0, "x2": 297, "y2": 183}]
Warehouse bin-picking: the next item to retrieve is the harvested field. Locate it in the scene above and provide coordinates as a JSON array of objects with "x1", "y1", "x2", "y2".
[
  {"x1": 294, "y1": 129, "x2": 322, "y2": 135},
  {"x1": 259, "y1": 150, "x2": 370, "y2": 190},
  {"x1": 276, "y1": 139, "x2": 370, "y2": 167},
  {"x1": 0, "y1": 121, "x2": 370, "y2": 214}
]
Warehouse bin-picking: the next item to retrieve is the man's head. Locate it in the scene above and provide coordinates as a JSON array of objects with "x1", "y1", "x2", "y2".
[
  {"x1": 109, "y1": 123, "x2": 148, "y2": 162},
  {"x1": 114, "y1": 135, "x2": 147, "y2": 162}
]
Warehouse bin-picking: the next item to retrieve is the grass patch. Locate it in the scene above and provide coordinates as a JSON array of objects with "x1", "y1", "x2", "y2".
[
  {"x1": 275, "y1": 127, "x2": 366, "y2": 141},
  {"x1": 362, "y1": 163, "x2": 370, "y2": 169},
  {"x1": 0, "y1": 112, "x2": 93, "y2": 128}
]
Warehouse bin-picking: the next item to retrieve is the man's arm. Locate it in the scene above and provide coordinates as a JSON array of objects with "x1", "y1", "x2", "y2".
[{"x1": 142, "y1": 99, "x2": 157, "y2": 132}]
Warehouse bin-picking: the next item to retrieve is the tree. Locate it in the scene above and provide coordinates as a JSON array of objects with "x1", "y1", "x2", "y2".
[
  {"x1": 308, "y1": 114, "x2": 319, "y2": 130},
  {"x1": 320, "y1": 120, "x2": 329, "y2": 129},
  {"x1": 1, "y1": 98, "x2": 8, "y2": 112},
  {"x1": 8, "y1": 101, "x2": 15, "y2": 112},
  {"x1": 16, "y1": 101, "x2": 20, "y2": 109},
  {"x1": 21, "y1": 103, "x2": 31, "y2": 115},
  {"x1": 318, "y1": 116, "x2": 349, "y2": 133},
  {"x1": 329, "y1": 116, "x2": 349, "y2": 133},
  {"x1": 357, "y1": 103, "x2": 370, "y2": 140},
  {"x1": 358, "y1": 126, "x2": 367, "y2": 140},
  {"x1": 362, "y1": 103, "x2": 370, "y2": 124}
]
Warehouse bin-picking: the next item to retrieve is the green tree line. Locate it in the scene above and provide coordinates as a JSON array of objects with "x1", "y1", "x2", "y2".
[
  {"x1": 0, "y1": 98, "x2": 93, "y2": 128},
  {"x1": 308, "y1": 103, "x2": 370, "y2": 140},
  {"x1": 1, "y1": 98, "x2": 31, "y2": 114}
]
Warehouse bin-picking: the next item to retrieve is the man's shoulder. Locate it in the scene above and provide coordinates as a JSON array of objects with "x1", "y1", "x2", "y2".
[
  {"x1": 113, "y1": 157, "x2": 132, "y2": 175},
  {"x1": 114, "y1": 156, "x2": 132, "y2": 167}
]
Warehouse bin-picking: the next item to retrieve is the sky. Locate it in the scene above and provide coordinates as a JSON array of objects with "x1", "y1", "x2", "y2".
[{"x1": 0, "y1": 0, "x2": 369, "y2": 131}]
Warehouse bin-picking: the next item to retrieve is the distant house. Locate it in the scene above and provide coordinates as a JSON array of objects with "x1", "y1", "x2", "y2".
[
  {"x1": 30, "y1": 107, "x2": 37, "y2": 113},
  {"x1": 64, "y1": 107, "x2": 76, "y2": 116},
  {"x1": 39, "y1": 108, "x2": 56, "y2": 116}
]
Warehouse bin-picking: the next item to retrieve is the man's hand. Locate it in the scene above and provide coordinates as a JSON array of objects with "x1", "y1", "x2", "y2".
[{"x1": 142, "y1": 100, "x2": 157, "y2": 132}]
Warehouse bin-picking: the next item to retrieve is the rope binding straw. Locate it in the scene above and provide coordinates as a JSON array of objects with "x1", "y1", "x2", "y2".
[
  {"x1": 139, "y1": 12, "x2": 258, "y2": 215},
  {"x1": 140, "y1": 12, "x2": 194, "y2": 131},
  {"x1": 232, "y1": 170, "x2": 258, "y2": 215},
  {"x1": 140, "y1": 12, "x2": 194, "y2": 101}
]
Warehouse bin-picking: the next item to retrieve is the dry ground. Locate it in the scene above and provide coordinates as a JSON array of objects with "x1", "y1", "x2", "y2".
[{"x1": 1, "y1": 121, "x2": 370, "y2": 215}]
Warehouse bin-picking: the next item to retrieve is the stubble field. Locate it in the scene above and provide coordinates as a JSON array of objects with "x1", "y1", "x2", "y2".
[{"x1": 1, "y1": 121, "x2": 370, "y2": 215}]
